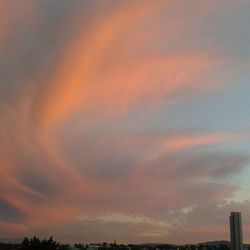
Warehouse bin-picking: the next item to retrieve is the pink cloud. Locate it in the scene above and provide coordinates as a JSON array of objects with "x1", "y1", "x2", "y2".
[
  {"x1": 164, "y1": 134, "x2": 234, "y2": 152},
  {"x1": 0, "y1": 0, "x2": 38, "y2": 49},
  {"x1": 32, "y1": 1, "x2": 225, "y2": 131},
  {"x1": 0, "y1": 222, "x2": 27, "y2": 237},
  {"x1": 0, "y1": 0, "x2": 249, "y2": 244}
]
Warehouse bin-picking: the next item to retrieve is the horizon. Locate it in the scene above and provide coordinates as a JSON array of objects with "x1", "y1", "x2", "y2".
[
  {"x1": 1, "y1": 0, "x2": 250, "y2": 244},
  {"x1": 0, "y1": 237, "x2": 235, "y2": 246}
]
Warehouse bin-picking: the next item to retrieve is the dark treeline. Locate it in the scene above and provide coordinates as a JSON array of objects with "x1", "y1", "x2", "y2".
[{"x1": 0, "y1": 237, "x2": 236, "y2": 250}]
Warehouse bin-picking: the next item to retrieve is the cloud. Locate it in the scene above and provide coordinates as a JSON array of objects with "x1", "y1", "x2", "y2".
[
  {"x1": 1, "y1": 0, "x2": 250, "y2": 244},
  {"x1": 31, "y1": 1, "x2": 226, "y2": 130},
  {"x1": 0, "y1": 222, "x2": 27, "y2": 238},
  {"x1": 0, "y1": 1, "x2": 37, "y2": 47},
  {"x1": 0, "y1": 198, "x2": 25, "y2": 223},
  {"x1": 164, "y1": 133, "x2": 240, "y2": 153}
]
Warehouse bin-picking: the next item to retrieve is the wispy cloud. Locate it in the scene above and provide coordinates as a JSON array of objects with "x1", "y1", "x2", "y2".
[{"x1": 1, "y1": 0, "x2": 250, "y2": 244}]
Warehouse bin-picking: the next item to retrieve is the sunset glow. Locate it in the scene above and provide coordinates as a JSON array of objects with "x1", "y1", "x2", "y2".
[{"x1": 1, "y1": 0, "x2": 250, "y2": 245}]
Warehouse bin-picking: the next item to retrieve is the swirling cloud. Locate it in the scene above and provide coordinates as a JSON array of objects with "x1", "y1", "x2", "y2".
[{"x1": 1, "y1": 0, "x2": 250, "y2": 244}]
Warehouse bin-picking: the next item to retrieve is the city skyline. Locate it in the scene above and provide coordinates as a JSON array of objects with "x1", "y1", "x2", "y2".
[
  {"x1": 1, "y1": 0, "x2": 250, "y2": 244},
  {"x1": 0, "y1": 212, "x2": 246, "y2": 246}
]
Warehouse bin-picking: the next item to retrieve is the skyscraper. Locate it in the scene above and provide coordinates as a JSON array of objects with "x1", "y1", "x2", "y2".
[{"x1": 230, "y1": 212, "x2": 243, "y2": 250}]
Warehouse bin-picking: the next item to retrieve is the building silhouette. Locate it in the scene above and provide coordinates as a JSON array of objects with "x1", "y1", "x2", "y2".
[{"x1": 230, "y1": 212, "x2": 243, "y2": 250}]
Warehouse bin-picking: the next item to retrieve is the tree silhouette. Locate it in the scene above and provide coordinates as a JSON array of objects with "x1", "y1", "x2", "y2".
[{"x1": 21, "y1": 236, "x2": 60, "y2": 250}]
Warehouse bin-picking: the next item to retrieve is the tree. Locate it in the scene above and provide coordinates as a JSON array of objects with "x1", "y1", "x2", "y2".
[{"x1": 21, "y1": 236, "x2": 60, "y2": 250}]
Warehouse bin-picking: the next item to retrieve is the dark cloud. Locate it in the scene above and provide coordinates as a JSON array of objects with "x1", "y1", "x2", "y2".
[
  {"x1": 0, "y1": 199, "x2": 25, "y2": 223},
  {"x1": 18, "y1": 168, "x2": 60, "y2": 198}
]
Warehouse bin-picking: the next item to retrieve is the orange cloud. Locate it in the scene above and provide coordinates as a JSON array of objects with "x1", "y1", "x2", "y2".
[
  {"x1": 35, "y1": 1, "x2": 223, "y2": 131},
  {"x1": 164, "y1": 133, "x2": 240, "y2": 153},
  {"x1": 1, "y1": 0, "x2": 249, "y2": 243},
  {"x1": 36, "y1": 1, "x2": 163, "y2": 129}
]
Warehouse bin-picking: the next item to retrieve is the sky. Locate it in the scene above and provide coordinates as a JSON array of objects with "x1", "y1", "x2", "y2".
[{"x1": 1, "y1": 0, "x2": 250, "y2": 245}]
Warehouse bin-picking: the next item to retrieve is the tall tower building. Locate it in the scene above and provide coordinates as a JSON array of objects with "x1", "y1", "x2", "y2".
[{"x1": 230, "y1": 212, "x2": 243, "y2": 250}]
